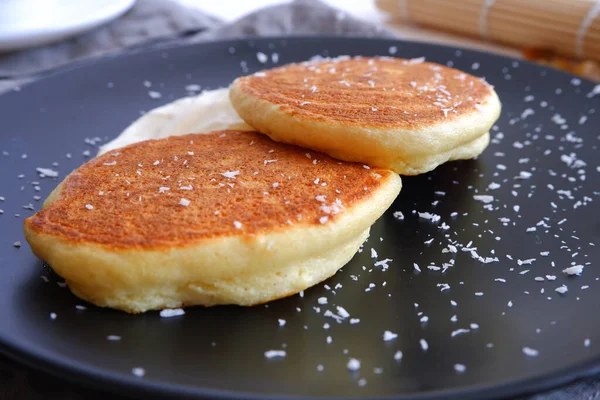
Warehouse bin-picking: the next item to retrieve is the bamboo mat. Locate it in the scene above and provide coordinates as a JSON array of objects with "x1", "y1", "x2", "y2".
[{"x1": 376, "y1": 0, "x2": 600, "y2": 63}]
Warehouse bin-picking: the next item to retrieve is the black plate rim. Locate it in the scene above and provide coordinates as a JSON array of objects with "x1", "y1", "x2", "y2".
[
  {"x1": 5, "y1": 35, "x2": 600, "y2": 92},
  {"x1": 0, "y1": 35, "x2": 598, "y2": 400},
  {"x1": 1, "y1": 338, "x2": 600, "y2": 400}
]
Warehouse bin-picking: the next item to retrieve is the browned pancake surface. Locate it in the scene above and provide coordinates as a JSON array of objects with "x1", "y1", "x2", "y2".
[
  {"x1": 25, "y1": 131, "x2": 392, "y2": 249},
  {"x1": 234, "y1": 56, "x2": 495, "y2": 129}
]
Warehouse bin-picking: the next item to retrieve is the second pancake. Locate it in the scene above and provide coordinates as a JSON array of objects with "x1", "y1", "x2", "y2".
[{"x1": 230, "y1": 56, "x2": 501, "y2": 175}]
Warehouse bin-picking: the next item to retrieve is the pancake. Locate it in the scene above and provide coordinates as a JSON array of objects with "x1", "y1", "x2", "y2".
[
  {"x1": 98, "y1": 88, "x2": 252, "y2": 156},
  {"x1": 24, "y1": 131, "x2": 401, "y2": 313},
  {"x1": 229, "y1": 56, "x2": 501, "y2": 175}
]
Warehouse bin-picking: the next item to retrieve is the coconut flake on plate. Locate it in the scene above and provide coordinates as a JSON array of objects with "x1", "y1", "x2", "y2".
[
  {"x1": 347, "y1": 358, "x2": 361, "y2": 371},
  {"x1": 159, "y1": 309, "x2": 185, "y2": 318},
  {"x1": 522, "y1": 347, "x2": 539, "y2": 357},
  {"x1": 383, "y1": 330, "x2": 398, "y2": 341},
  {"x1": 264, "y1": 350, "x2": 286, "y2": 359},
  {"x1": 563, "y1": 265, "x2": 584, "y2": 275}
]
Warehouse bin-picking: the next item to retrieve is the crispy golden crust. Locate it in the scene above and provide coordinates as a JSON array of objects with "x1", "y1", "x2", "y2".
[
  {"x1": 233, "y1": 56, "x2": 495, "y2": 129},
  {"x1": 24, "y1": 131, "x2": 394, "y2": 250}
]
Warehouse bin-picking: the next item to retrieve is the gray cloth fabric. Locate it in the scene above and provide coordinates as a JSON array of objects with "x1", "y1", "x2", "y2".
[
  {"x1": 0, "y1": 0, "x2": 596, "y2": 399},
  {"x1": 0, "y1": 0, "x2": 392, "y2": 93},
  {"x1": 0, "y1": 0, "x2": 220, "y2": 92},
  {"x1": 0, "y1": 0, "x2": 221, "y2": 77}
]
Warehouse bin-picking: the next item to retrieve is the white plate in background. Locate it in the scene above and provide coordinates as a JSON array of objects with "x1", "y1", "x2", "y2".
[{"x1": 0, "y1": 0, "x2": 136, "y2": 52}]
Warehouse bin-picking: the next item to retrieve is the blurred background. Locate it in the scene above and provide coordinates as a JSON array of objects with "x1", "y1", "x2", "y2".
[{"x1": 0, "y1": 0, "x2": 599, "y2": 82}]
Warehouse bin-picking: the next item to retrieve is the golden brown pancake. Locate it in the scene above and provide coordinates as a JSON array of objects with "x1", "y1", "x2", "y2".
[
  {"x1": 24, "y1": 131, "x2": 401, "y2": 313},
  {"x1": 230, "y1": 56, "x2": 501, "y2": 175}
]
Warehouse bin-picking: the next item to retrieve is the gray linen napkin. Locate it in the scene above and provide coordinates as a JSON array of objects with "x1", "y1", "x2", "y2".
[
  {"x1": 0, "y1": 0, "x2": 392, "y2": 93},
  {"x1": 0, "y1": 0, "x2": 220, "y2": 92},
  {"x1": 0, "y1": 0, "x2": 597, "y2": 399}
]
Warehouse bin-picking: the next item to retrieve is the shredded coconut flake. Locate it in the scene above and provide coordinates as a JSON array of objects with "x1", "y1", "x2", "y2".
[
  {"x1": 473, "y1": 195, "x2": 494, "y2": 204},
  {"x1": 522, "y1": 347, "x2": 539, "y2": 357},
  {"x1": 393, "y1": 211, "x2": 404, "y2": 220},
  {"x1": 587, "y1": 84, "x2": 600, "y2": 98},
  {"x1": 256, "y1": 52, "x2": 268, "y2": 63},
  {"x1": 36, "y1": 167, "x2": 59, "y2": 177},
  {"x1": 563, "y1": 265, "x2": 584, "y2": 275},
  {"x1": 336, "y1": 306, "x2": 350, "y2": 318},
  {"x1": 264, "y1": 350, "x2": 286, "y2": 359},
  {"x1": 159, "y1": 309, "x2": 185, "y2": 318},
  {"x1": 418, "y1": 212, "x2": 441, "y2": 222},
  {"x1": 555, "y1": 285, "x2": 568, "y2": 294},
  {"x1": 451, "y1": 329, "x2": 470, "y2": 337},
  {"x1": 454, "y1": 364, "x2": 466, "y2": 373},
  {"x1": 347, "y1": 358, "x2": 361, "y2": 371},
  {"x1": 221, "y1": 170, "x2": 240, "y2": 178}
]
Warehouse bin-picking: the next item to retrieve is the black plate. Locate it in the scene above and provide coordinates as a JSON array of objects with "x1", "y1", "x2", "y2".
[{"x1": 0, "y1": 37, "x2": 598, "y2": 400}]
